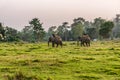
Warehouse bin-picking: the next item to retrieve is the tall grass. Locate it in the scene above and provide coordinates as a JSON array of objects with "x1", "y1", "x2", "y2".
[{"x1": 0, "y1": 41, "x2": 120, "y2": 80}]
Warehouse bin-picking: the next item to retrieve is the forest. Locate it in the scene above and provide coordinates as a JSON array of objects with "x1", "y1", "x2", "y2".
[{"x1": 0, "y1": 14, "x2": 120, "y2": 42}]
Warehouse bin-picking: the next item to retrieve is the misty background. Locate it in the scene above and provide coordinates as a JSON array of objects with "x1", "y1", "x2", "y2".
[{"x1": 0, "y1": 0, "x2": 119, "y2": 31}]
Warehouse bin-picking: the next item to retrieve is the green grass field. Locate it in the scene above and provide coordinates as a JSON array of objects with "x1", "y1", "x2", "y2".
[{"x1": 0, "y1": 40, "x2": 120, "y2": 80}]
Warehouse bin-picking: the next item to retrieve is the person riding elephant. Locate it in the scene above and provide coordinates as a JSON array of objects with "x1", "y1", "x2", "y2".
[
  {"x1": 77, "y1": 34, "x2": 91, "y2": 47},
  {"x1": 48, "y1": 34, "x2": 62, "y2": 47}
]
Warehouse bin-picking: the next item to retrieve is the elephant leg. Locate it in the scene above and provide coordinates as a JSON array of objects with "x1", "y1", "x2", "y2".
[
  {"x1": 87, "y1": 40, "x2": 90, "y2": 47},
  {"x1": 88, "y1": 42, "x2": 90, "y2": 47},
  {"x1": 86, "y1": 43, "x2": 88, "y2": 47},
  {"x1": 81, "y1": 42, "x2": 83, "y2": 46},
  {"x1": 85, "y1": 42, "x2": 88, "y2": 47},
  {"x1": 48, "y1": 41, "x2": 50, "y2": 47},
  {"x1": 60, "y1": 41, "x2": 62, "y2": 48},
  {"x1": 83, "y1": 42, "x2": 86, "y2": 47},
  {"x1": 52, "y1": 42, "x2": 55, "y2": 47},
  {"x1": 56, "y1": 43, "x2": 58, "y2": 47},
  {"x1": 77, "y1": 40, "x2": 79, "y2": 46},
  {"x1": 81, "y1": 41, "x2": 84, "y2": 46}
]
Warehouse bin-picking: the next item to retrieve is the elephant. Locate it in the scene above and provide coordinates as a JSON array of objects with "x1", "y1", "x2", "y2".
[
  {"x1": 48, "y1": 34, "x2": 62, "y2": 47},
  {"x1": 77, "y1": 34, "x2": 90, "y2": 47}
]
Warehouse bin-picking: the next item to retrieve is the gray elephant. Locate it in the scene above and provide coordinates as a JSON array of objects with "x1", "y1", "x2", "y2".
[
  {"x1": 77, "y1": 34, "x2": 90, "y2": 47},
  {"x1": 48, "y1": 34, "x2": 62, "y2": 47}
]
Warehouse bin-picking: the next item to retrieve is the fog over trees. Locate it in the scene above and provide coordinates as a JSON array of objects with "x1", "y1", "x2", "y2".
[{"x1": 0, "y1": 14, "x2": 120, "y2": 42}]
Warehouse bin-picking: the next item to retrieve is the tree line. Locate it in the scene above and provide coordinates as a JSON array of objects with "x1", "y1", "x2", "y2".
[{"x1": 0, "y1": 14, "x2": 120, "y2": 42}]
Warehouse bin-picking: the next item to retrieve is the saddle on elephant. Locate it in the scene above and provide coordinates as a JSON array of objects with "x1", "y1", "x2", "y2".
[
  {"x1": 82, "y1": 34, "x2": 90, "y2": 40},
  {"x1": 52, "y1": 34, "x2": 62, "y2": 41}
]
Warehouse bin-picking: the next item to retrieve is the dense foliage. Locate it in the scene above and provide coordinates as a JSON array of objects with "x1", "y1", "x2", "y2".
[{"x1": 0, "y1": 14, "x2": 120, "y2": 42}]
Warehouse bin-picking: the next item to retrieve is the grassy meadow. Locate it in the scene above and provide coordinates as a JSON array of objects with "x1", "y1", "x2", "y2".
[{"x1": 0, "y1": 40, "x2": 120, "y2": 80}]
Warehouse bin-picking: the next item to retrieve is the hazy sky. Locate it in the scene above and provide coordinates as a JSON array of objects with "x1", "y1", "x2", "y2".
[{"x1": 0, "y1": 0, "x2": 120, "y2": 31}]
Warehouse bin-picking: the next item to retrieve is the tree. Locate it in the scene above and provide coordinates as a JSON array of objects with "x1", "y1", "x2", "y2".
[
  {"x1": 71, "y1": 17, "x2": 85, "y2": 40},
  {"x1": 86, "y1": 28, "x2": 97, "y2": 40},
  {"x1": 5, "y1": 27, "x2": 20, "y2": 42},
  {"x1": 71, "y1": 24, "x2": 83, "y2": 40},
  {"x1": 73, "y1": 17, "x2": 85, "y2": 24},
  {"x1": 93, "y1": 17, "x2": 105, "y2": 39},
  {"x1": 99, "y1": 21, "x2": 114, "y2": 39},
  {"x1": 29, "y1": 18, "x2": 45, "y2": 42},
  {"x1": 62, "y1": 22, "x2": 69, "y2": 41},
  {"x1": 56, "y1": 22, "x2": 70, "y2": 41},
  {"x1": 112, "y1": 14, "x2": 120, "y2": 38},
  {"x1": 20, "y1": 26, "x2": 35, "y2": 42},
  {"x1": 84, "y1": 21, "x2": 98, "y2": 39},
  {"x1": 0, "y1": 23, "x2": 5, "y2": 41},
  {"x1": 56, "y1": 25, "x2": 64, "y2": 40},
  {"x1": 48, "y1": 26, "x2": 56, "y2": 36}
]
